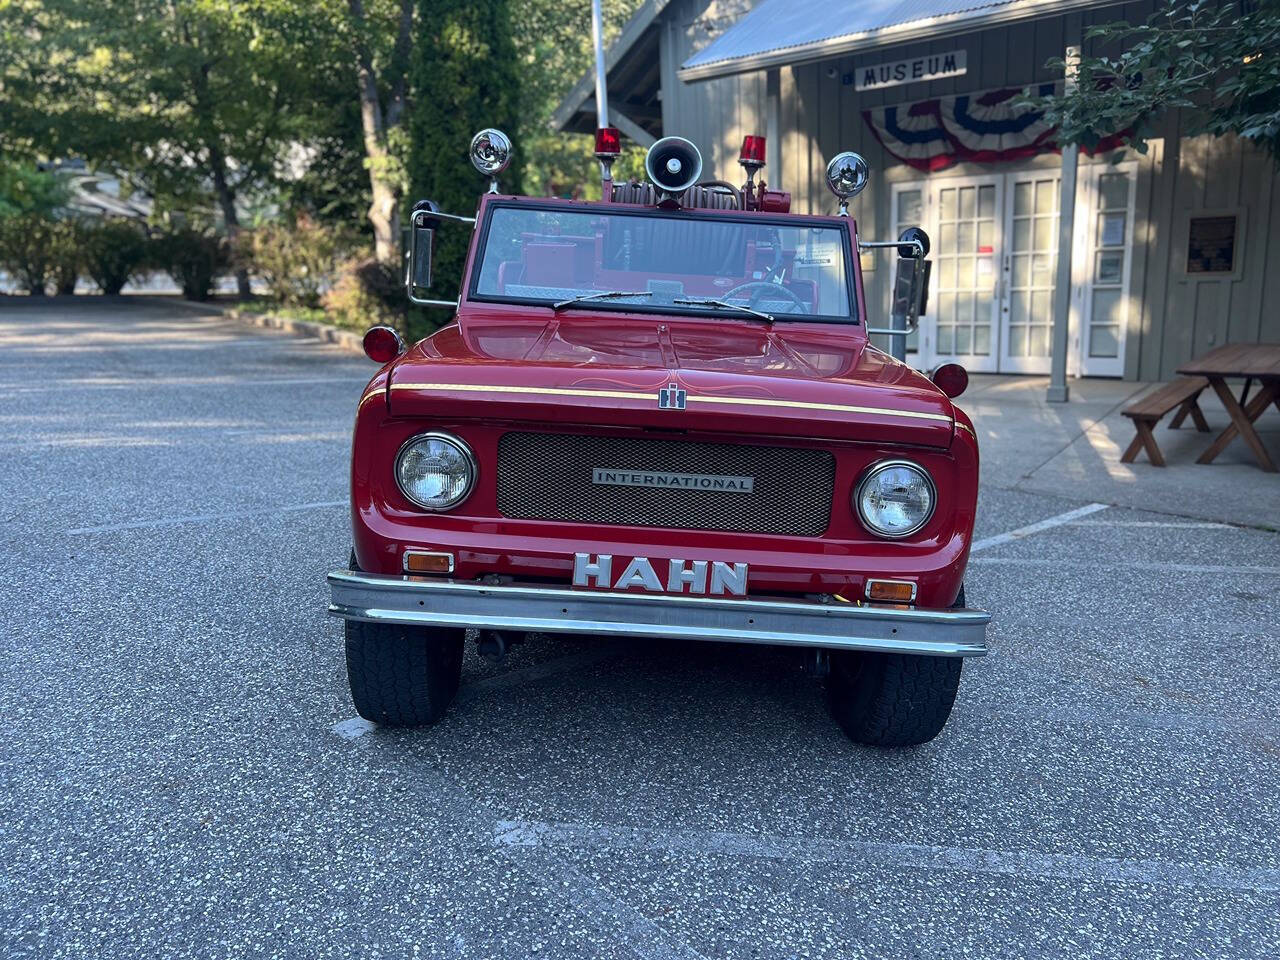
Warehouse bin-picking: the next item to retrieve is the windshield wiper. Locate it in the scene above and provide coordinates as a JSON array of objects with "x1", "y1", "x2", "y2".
[
  {"x1": 553, "y1": 290, "x2": 653, "y2": 311},
  {"x1": 673, "y1": 297, "x2": 773, "y2": 324}
]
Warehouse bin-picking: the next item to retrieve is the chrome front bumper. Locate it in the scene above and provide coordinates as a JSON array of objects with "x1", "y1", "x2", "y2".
[{"x1": 327, "y1": 571, "x2": 989, "y2": 657}]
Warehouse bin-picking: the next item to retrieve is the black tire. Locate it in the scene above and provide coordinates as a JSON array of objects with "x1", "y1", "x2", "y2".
[
  {"x1": 344, "y1": 619, "x2": 465, "y2": 727},
  {"x1": 826, "y1": 584, "x2": 966, "y2": 747}
]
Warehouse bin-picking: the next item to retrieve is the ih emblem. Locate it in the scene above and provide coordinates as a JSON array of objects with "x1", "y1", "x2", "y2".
[{"x1": 658, "y1": 382, "x2": 687, "y2": 410}]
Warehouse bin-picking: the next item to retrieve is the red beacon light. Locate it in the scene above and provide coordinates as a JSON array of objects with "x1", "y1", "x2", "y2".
[
  {"x1": 931, "y1": 363, "x2": 969, "y2": 399},
  {"x1": 594, "y1": 126, "x2": 621, "y2": 158},
  {"x1": 739, "y1": 135, "x2": 766, "y2": 170},
  {"x1": 363, "y1": 325, "x2": 405, "y2": 364}
]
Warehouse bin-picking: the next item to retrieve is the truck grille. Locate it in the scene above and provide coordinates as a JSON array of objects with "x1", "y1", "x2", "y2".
[{"x1": 496, "y1": 432, "x2": 833, "y2": 536}]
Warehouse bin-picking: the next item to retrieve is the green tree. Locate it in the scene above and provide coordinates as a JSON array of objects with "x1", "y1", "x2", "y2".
[
  {"x1": 1, "y1": 0, "x2": 318, "y2": 296},
  {"x1": 409, "y1": 0, "x2": 523, "y2": 301},
  {"x1": 1036, "y1": 0, "x2": 1280, "y2": 161}
]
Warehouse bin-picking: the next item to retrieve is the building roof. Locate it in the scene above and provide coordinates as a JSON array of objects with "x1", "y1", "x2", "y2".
[{"x1": 680, "y1": 0, "x2": 1121, "y2": 80}]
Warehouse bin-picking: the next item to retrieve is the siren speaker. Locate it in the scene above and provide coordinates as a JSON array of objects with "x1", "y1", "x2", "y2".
[{"x1": 645, "y1": 137, "x2": 703, "y2": 197}]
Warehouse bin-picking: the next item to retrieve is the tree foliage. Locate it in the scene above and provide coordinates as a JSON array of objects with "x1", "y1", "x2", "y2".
[
  {"x1": 409, "y1": 0, "x2": 523, "y2": 301},
  {"x1": 1037, "y1": 0, "x2": 1280, "y2": 161}
]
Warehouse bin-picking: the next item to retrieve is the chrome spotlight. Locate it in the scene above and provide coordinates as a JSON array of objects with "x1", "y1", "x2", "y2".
[
  {"x1": 470, "y1": 128, "x2": 513, "y2": 193},
  {"x1": 825, "y1": 151, "x2": 869, "y2": 216}
]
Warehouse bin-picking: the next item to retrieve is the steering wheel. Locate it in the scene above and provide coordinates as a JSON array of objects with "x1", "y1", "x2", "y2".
[{"x1": 721, "y1": 280, "x2": 809, "y2": 314}]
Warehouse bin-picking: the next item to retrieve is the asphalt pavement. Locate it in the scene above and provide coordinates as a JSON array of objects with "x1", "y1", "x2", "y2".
[{"x1": 2, "y1": 297, "x2": 1278, "y2": 959}]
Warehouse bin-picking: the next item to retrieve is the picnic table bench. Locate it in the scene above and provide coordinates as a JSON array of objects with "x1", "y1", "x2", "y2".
[
  {"x1": 1177, "y1": 343, "x2": 1280, "y2": 473},
  {"x1": 1121, "y1": 376, "x2": 1209, "y2": 467}
]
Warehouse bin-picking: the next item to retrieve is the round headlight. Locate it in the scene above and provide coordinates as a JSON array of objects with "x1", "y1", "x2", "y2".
[
  {"x1": 395, "y1": 432, "x2": 476, "y2": 511},
  {"x1": 855, "y1": 460, "x2": 935, "y2": 539}
]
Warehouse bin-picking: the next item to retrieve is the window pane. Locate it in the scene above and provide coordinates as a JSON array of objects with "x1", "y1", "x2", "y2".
[
  {"x1": 1014, "y1": 182, "x2": 1032, "y2": 216},
  {"x1": 1089, "y1": 323, "x2": 1120, "y2": 357},
  {"x1": 1029, "y1": 323, "x2": 1050, "y2": 356},
  {"x1": 1099, "y1": 212, "x2": 1126, "y2": 247},
  {"x1": 957, "y1": 222, "x2": 975, "y2": 252},
  {"x1": 1099, "y1": 173, "x2": 1129, "y2": 210},
  {"x1": 1034, "y1": 216, "x2": 1054, "y2": 252},
  {"x1": 1092, "y1": 288, "x2": 1122, "y2": 325},
  {"x1": 937, "y1": 325, "x2": 955, "y2": 354},
  {"x1": 977, "y1": 220, "x2": 994, "y2": 252},
  {"x1": 974, "y1": 323, "x2": 991, "y2": 355},
  {"x1": 1035, "y1": 179, "x2": 1057, "y2": 214},
  {"x1": 1033, "y1": 252, "x2": 1054, "y2": 278},
  {"x1": 1031, "y1": 290, "x2": 1052, "y2": 324},
  {"x1": 1010, "y1": 291, "x2": 1029, "y2": 325},
  {"x1": 957, "y1": 294, "x2": 974, "y2": 325},
  {"x1": 959, "y1": 256, "x2": 976, "y2": 288},
  {"x1": 959, "y1": 186, "x2": 975, "y2": 221},
  {"x1": 1013, "y1": 218, "x2": 1031, "y2": 251},
  {"x1": 978, "y1": 184, "x2": 996, "y2": 219},
  {"x1": 938, "y1": 290, "x2": 956, "y2": 322},
  {"x1": 897, "y1": 189, "x2": 923, "y2": 224},
  {"x1": 955, "y1": 324, "x2": 972, "y2": 354},
  {"x1": 1095, "y1": 251, "x2": 1124, "y2": 284},
  {"x1": 1008, "y1": 323, "x2": 1028, "y2": 356},
  {"x1": 940, "y1": 188, "x2": 957, "y2": 221},
  {"x1": 1012, "y1": 254, "x2": 1030, "y2": 288},
  {"x1": 940, "y1": 223, "x2": 957, "y2": 253},
  {"x1": 938, "y1": 257, "x2": 955, "y2": 287}
]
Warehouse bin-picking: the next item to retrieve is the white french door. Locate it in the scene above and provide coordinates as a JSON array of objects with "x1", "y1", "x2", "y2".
[
  {"x1": 998, "y1": 173, "x2": 1060, "y2": 374},
  {"x1": 929, "y1": 176, "x2": 1003, "y2": 374},
  {"x1": 1075, "y1": 162, "x2": 1137, "y2": 377}
]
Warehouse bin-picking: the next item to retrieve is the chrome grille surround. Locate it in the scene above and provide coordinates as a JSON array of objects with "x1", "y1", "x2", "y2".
[{"x1": 496, "y1": 432, "x2": 834, "y2": 536}]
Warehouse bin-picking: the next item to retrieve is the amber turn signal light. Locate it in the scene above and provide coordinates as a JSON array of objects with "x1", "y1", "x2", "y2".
[
  {"x1": 865, "y1": 579, "x2": 917, "y2": 603},
  {"x1": 403, "y1": 550, "x2": 455, "y2": 574}
]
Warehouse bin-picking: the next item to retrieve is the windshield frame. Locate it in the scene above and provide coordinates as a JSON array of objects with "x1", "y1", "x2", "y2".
[{"x1": 465, "y1": 199, "x2": 861, "y2": 325}]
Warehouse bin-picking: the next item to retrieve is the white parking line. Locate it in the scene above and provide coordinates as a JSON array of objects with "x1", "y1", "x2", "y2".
[
  {"x1": 67, "y1": 499, "x2": 346, "y2": 534},
  {"x1": 494, "y1": 819, "x2": 1280, "y2": 894},
  {"x1": 970, "y1": 503, "x2": 1109, "y2": 553},
  {"x1": 1067, "y1": 520, "x2": 1234, "y2": 529}
]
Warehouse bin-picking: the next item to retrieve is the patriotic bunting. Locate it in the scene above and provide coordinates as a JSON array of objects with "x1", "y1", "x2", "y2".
[{"x1": 863, "y1": 84, "x2": 1125, "y2": 171}]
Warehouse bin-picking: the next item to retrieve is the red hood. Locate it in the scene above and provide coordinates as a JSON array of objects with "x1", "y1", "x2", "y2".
[{"x1": 387, "y1": 310, "x2": 957, "y2": 448}]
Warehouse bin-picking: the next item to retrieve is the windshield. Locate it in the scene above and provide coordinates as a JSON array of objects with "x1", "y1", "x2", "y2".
[{"x1": 471, "y1": 204, "x2": 856, "y2": 322}]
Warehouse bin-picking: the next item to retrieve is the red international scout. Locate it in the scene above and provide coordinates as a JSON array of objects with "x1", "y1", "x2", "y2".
[{"x1": 327, "y1": 127, "x2": 989, "y2": 746}]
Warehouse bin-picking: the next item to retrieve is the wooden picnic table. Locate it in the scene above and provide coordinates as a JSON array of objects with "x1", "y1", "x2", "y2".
[{"x1": 1176, "y1": 343, "x2": 1280, "y2": 472}]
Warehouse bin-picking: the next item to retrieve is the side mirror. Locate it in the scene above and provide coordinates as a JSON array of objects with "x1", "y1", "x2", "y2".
[
  {"x1": 406, "y1": 202, "x2": 438, "y2": 305},
  {"x1": 891, "y1": 257, "x2": 932, "y2": 331}
]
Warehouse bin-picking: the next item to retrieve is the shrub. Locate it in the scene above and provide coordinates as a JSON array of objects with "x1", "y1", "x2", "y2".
[
  {"x1": 83, "y1": 219, "x2": 150, "y2": 295},
  {"x1": 152, "y1": 228, "x2": 229, "y2": 301},
  {"x1": 242, "y1": 217, "x2": 348, "y2": 308},
  {"x1": 0, "y1": 213, "x2": 59, "y2": 295},
  {"x1": 321, "y1": 256, "x2": 406, "y2": 331},
  {"x1": 50, "y1": 219, "x2": 85, "y2": 295}
]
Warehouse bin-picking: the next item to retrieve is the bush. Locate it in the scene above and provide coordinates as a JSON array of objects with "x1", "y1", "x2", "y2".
[
  {"x1": 83, "y1": 219, "x2": 150, "y2": 295},
  {"x1": 0, "y1": 213, "x2": 59, "y2": 294},
  {"x1": 242, "y1": 217, "x2": 348, "y2": 308},
  {"x1": 152, "y1": 228, "x2": 229, "y2": 301},
  {"x1": 321, "y1": 256, "x2": 407, "y2": 331},
  {"x1": 50, "y1": 219, "x2": 85, "y2": 295}
]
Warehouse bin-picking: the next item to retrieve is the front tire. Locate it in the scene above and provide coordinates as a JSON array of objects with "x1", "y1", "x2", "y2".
[
  {"x1": 344, "y1": 620, "x2": 465, "y2": 727},
  {"x1": 827, "y1": 650, "x2": 962, "y2": 746}
]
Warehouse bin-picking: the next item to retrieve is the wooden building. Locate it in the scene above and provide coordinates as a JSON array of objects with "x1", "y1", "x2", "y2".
[{"x1": 555, "y1": 0, "x2": 1280, "y2": 381}]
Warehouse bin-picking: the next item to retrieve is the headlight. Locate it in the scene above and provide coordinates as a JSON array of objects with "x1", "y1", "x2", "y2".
[
  {"x1": 395, "y1": 432, "x2": 476, "y2": 511},
  {"x1": 855, "y1": 460, "x2": 935, "y2": 538}
]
